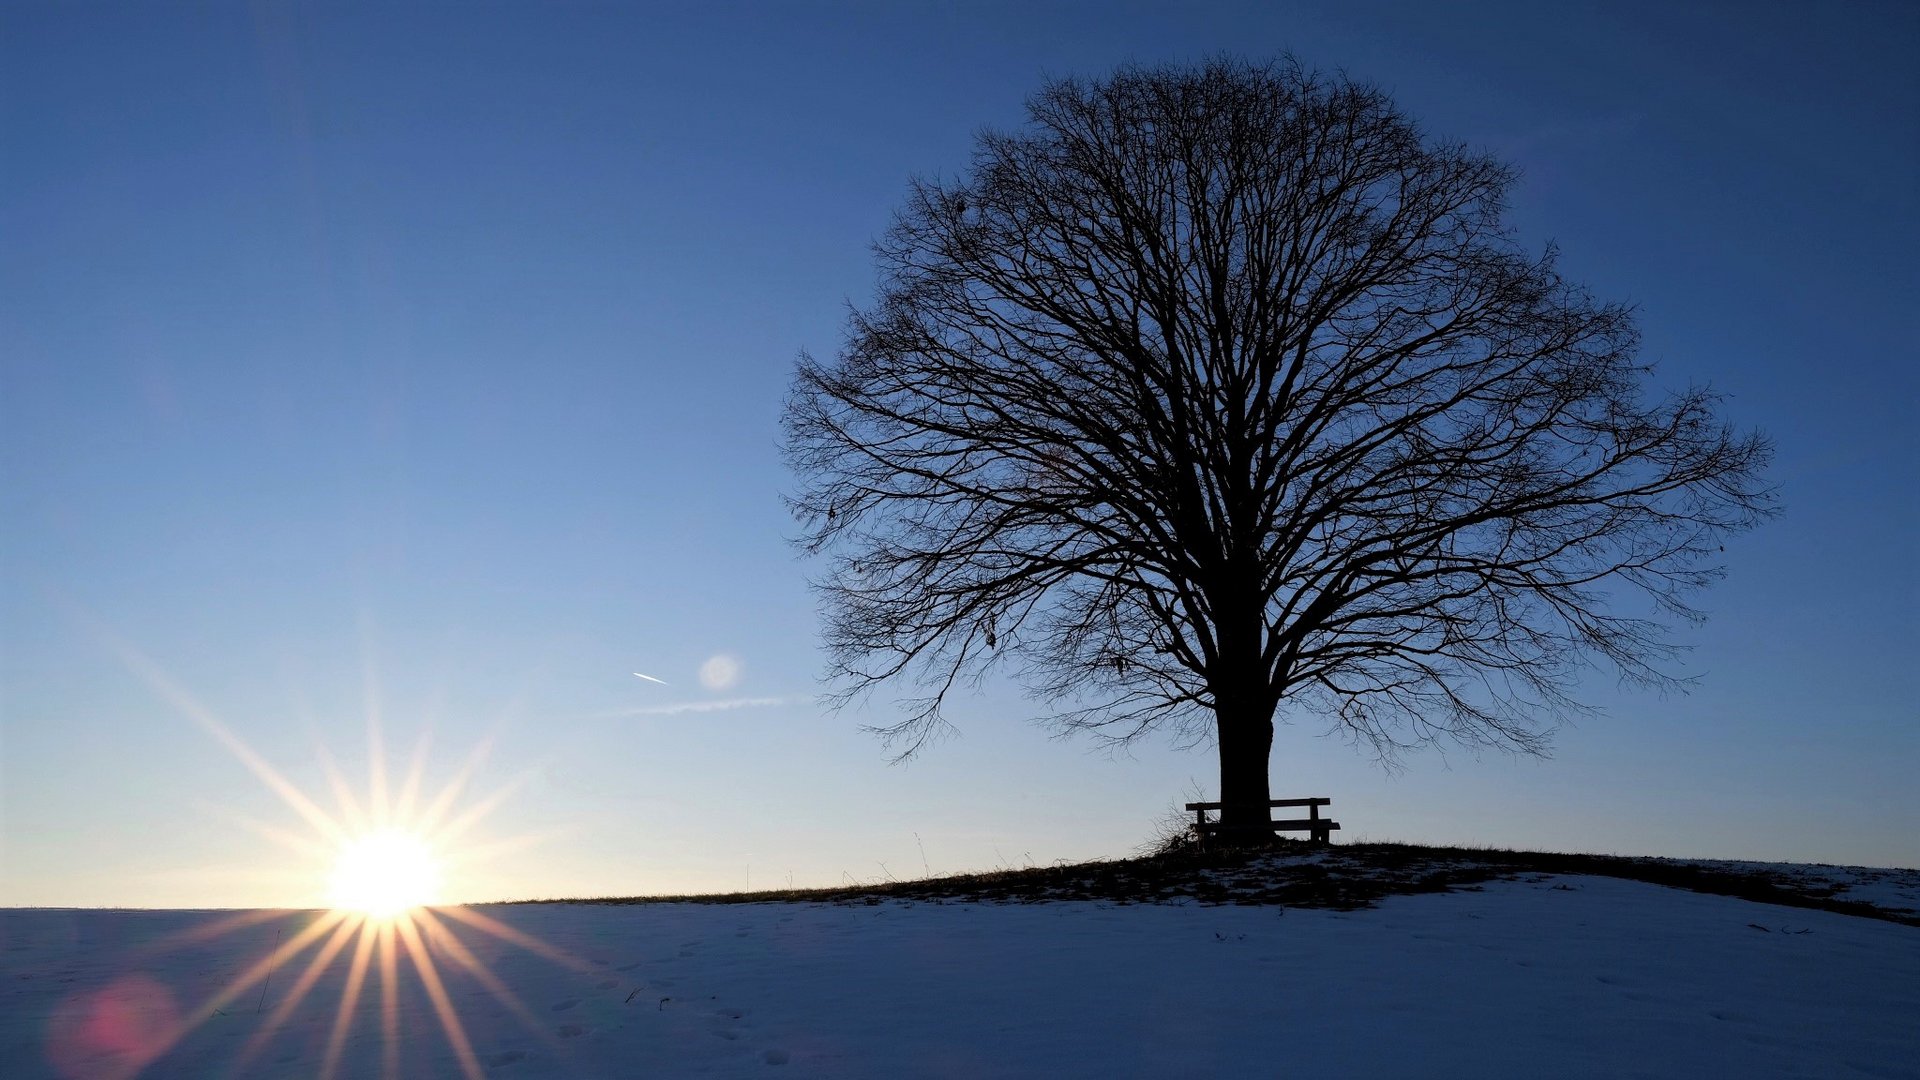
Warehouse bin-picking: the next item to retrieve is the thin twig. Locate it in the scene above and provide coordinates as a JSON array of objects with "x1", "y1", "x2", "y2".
[{"x1": 255, "y1": 927, "x2": 283, "y2": 1014}]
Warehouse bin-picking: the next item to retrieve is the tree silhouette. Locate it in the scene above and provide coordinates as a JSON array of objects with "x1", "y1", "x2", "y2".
[{"x1": 784, "y1": 58, "x2": 1774, "y2": 830}]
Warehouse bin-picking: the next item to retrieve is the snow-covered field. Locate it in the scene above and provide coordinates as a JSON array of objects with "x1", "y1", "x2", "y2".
[{"x1": 5, "y1": 874, "x2": 1917, "y2": 1078}]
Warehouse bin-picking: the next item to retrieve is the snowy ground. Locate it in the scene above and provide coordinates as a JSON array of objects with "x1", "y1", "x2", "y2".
[{"x1": 5, "y1": 874, "x2": 1917, "y2": 1079}]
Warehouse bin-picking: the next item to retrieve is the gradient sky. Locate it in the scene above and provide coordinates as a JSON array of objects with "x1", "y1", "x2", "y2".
[{"x1": 3, "y1": 1, "x2": 1915, "y2": 908}]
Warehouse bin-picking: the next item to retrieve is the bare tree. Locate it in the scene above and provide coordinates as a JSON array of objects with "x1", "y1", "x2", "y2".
[{"x1": 784, "y1": 59, "x2": 1773, "y2": 829}]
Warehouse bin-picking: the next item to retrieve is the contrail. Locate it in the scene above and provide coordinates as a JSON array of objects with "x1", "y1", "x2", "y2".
[{"x1": 632, "y1": 672, "x2": 668, "y2": 685}]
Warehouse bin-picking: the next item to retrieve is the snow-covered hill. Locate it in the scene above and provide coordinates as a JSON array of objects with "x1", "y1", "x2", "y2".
[{"x1": 5, "y1": 872, "x2": 1916, "y2": 1078}]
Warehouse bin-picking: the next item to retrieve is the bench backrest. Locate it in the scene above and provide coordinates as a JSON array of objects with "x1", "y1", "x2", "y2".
[{"x1": 1185, "y1": 798, "x2": 1330, "y2": 810}]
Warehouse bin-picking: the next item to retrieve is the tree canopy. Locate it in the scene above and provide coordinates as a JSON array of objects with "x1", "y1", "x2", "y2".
[{"x1": 784, "y1": 58, "x2": 1773, "y2": 820}]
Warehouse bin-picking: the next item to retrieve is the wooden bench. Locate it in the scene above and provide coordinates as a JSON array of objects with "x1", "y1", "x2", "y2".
[{"x1": 1185, "y1": 798, "x2": 1340, "y2": 845}]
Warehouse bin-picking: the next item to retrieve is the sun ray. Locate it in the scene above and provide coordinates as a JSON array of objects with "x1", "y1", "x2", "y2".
[
  {"x1": 359, "y1": 612, "x2": 391, "y2": 829},
  {"x1": 440, "y1": 825, "x2": 581, "y2": 872},
  {"x1": 414, "y1": 908, "x2": 551, "y2": 1041},
  {"x1": 234, "y1": 913, "x2": 363, "y2": 1070},
  {"x1": 433, "y1": 905, "x2": 592, "y2": 973},
  {"x1": 395, "y1": 914, "x2": 486, "y2": 1080},
  {"x1": 367, "y1": 715, "x2": 390, "y2": 829},
  {"x1": 205, "y1": 802, "x2": 338, "y2": 864},
  {"x1": 186, "y1": 910, "x2": 347, "y2": 1022},
  {"x1": 394, "y1": 730, "x2": 433, "y2": 825},
  {"x1": 411, "y1": 732, "x2": 496, "y2": 838},
  {"x1": 137, "y1": 910, "x2": 349, "y2": 1067},
  {"x1": 379, "y1": 921, "x2": 400, "y2": 1080},
  {"x1": 427, "y1": 764, "x2": 541, "y2": 850},
  {"x1": 316, "y1": 743, "x2": 371, "y2": 838},
  {"x1": 137, "y1": 907, "x2": 294, "y2": 956},
  {"x1": 320, "y1": 918, "x2": 379, "y2": 1080},
  {"x1": 101, "y1": 635, "x2": 350, "y2": 847}
]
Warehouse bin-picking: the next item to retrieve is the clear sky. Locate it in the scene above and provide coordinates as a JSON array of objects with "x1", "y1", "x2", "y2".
[{"x1": 3, "y1": 1, "x2": 1915, "y2": 908}]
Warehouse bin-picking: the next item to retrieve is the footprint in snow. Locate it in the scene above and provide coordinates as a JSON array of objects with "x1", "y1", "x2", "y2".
[
  {"x1": 551, "y1": 999, "x2": 579, "y2": 1012},
  {"x1": 763, "y1": 1049, "x2": 791, "y2": 1065},
  {"x1": 488, "y1": 1049, "x2": 527, "y2": 1068},
  {"x1": 557, "y1": 1024, "x2": 586, "y2": 1038},
  {"x1": 709, "y1": 1004, "x2": 751, "y2": 1039}
]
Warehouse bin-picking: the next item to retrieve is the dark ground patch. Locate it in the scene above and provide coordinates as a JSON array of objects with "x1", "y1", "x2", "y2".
[{"x1": 519, "y1": 842, "x2": 1919, "y2": 927}]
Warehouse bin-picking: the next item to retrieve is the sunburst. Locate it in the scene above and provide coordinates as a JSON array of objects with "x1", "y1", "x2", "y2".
[{"x1": 73, "y1": 627, "x2": 594, "y2": 1080}]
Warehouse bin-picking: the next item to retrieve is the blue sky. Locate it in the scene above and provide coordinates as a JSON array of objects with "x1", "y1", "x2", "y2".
[{"x1": 3, "y1": 1, "x2": 1915, "y2": 907}]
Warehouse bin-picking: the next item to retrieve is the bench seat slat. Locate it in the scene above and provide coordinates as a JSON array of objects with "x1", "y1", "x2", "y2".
[{"x1": 1195, "y1": 818, "x2": 1340, "y2": 832}]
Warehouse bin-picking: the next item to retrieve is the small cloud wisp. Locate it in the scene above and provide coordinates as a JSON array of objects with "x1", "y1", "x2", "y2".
[{"x1": 610, "y1": 696, "x2": 786, "y2": 718}]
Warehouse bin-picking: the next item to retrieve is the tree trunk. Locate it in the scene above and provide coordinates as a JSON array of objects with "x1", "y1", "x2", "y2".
[
  {"x1": 1214, "y1": 692, "x2": 1276, "y2": 833},
  {"x1": 1210, "y1": 585, "x2": 1277, "y2": 835}
]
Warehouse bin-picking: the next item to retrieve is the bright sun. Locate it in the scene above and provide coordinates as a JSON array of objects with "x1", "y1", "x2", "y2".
[{"x1": 328, "y1": 829, "x2": 442, "y2": 918}]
